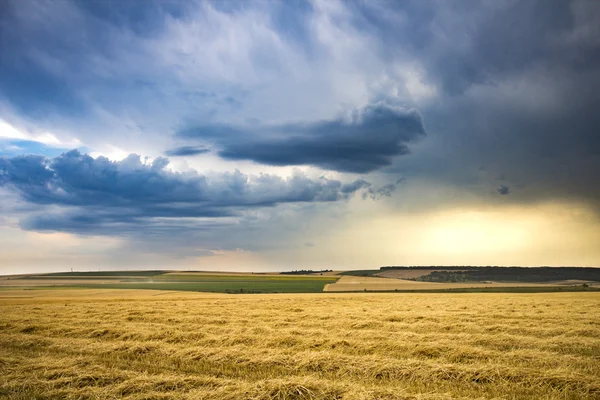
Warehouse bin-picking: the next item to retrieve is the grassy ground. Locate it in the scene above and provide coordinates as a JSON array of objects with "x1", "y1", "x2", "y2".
[
  {"x1": 0, "y1": 273, "x2": 338, "y2": 294},
  {"x1": 339, "y1": 270, "x2": 382, "y2": 277},
  {"x1": 68, "y1": 278, "x2": 336, "y2": 293},
  {"x1": 1, "y1": 290, "x2": 599, "y2": 399}
]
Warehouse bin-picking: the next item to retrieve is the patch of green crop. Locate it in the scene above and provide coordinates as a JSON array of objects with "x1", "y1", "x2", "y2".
[
  {"x1": 72, "y1": 279, "x2": 335, "y2": 293},
  {"x1": 340, "y1": 270, "x2": 381, "y2": 277},
  {"x1": 153, "y1": 274, "x2": 335, "y2": 282},
  {"x1": 17, "y1": 275, "x2": 339, "y2": 294}
]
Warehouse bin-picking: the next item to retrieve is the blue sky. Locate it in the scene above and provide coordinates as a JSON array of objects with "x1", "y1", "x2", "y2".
[{"x1": 1, "y1": 0, "x2": 600, "y2": 273}]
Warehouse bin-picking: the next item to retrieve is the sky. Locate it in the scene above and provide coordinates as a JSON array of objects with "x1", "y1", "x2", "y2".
[{"x1": 1, "y1": 0, "x2": 600, "y2": 274}]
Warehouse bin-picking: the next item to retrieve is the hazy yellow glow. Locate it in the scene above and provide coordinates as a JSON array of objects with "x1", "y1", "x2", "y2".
[
  {"x1": 2, "y1": 201, "x2": 600, "y2": 274},
  {"x1": 411, "y1": 203, "x2": 600, "y2": 265},
  {"x1": 423, "y1": 210, "x2": 531, "y2": 255},
  {"x1": 281, "y1": 201, "x2": 600, "y2": 269}
]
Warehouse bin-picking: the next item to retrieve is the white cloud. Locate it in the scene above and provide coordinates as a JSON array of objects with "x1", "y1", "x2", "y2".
[{"x1": 0, "y1": 118, "x2": 81, "y2": 147}]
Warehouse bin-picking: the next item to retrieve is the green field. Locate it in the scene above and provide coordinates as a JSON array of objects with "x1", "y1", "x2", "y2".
[
  {"x1": 339, "y1": 270, "x2": 381, "y2": 277},
  {"x1": 1, "y1": 272, "x2": 338, "y2": 294},
  {"x1": 70, "y1": 279, "x2": 336, "y2": 293}
]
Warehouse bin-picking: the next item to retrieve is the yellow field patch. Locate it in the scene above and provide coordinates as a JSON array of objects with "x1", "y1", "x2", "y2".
[
  {"x1": 323, "y1": 275, "x2": 558, "y2": 291},
  {"x1": 0, "y1": 288, "x2": 220, "y2": 301}
]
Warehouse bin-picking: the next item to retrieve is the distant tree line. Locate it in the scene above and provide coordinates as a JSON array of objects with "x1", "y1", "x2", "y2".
[
  {"x1": 378, "y1": 267, "x2": 600, "y2": 283},
  {"x1": 381, "y1": 266, "x2": 540, "y2": 271},
  {"x1": 281, "y1": 269, "x2": 333, "y2": 275}
]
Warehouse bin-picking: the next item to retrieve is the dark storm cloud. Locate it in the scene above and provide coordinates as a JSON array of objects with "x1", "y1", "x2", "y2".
[
  {"x1": 0, "y1": 150, "x2": 373, "y2": 234},
  {"x1": 181, "y1": 103, "x2": 426, "y2": 173},
  {"x1": 0, "y1": 0, "x2": 189, "y2": 118},
  {"x1": 378, "y1": 0, "x2": 600, "y2": 212},
  {"x1": 164, "y1": 146, "x2": 210, "y2": 157},
  {"x1": 351, "y1": 0, "x2": 599, "y2": 96},
  {"x1": 429, "y1": 0, "x2": 600, "y2": 95},
  {"x1": 365, "y1": 184, "x2": 397, "y2": 200},
  {"x1": 341, "y1": 179, "x2": 371, "y2": 194},
  {"x1": 496, "y1": 185, "x2": 510, "y2": 196}
]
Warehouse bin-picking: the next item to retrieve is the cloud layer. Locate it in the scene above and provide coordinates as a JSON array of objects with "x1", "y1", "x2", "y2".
[
  {"x1": 212, "y1": 103, "x2": 425, "y2": 173},
  {"x1": 164, "y1": 146, "x2": 210, "y2": 157},
  {"x1": 0, "y1": 150, "x2": 375, "y2": 235},
  {"x1": 1, "y1": 0, "x2": 600, "y2": 270}
]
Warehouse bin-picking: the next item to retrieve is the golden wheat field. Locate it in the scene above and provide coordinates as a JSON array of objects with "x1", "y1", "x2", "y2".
[{"x1": 1, "y1": 289, "x2": 600, "y2": 400}]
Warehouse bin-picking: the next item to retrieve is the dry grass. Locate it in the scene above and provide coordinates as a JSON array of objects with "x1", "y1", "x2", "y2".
[
  {"x1": 324, "y1": 275, "x2": 560, "y2": 292},
  {"x1": 1, "y1": 289, "x2": 599, "y2": 399}
]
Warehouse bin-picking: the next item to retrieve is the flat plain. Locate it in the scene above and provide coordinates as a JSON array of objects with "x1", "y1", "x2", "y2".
[
  {"x1": 0, "y1": 271, "x2": 337, "y2": 294},
  {"x1": 1, "y1": 289, "x2": 599, "y2": 399},
  {"x1": 322, "y1": 275, "x2": 595, "y2": 292}
]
